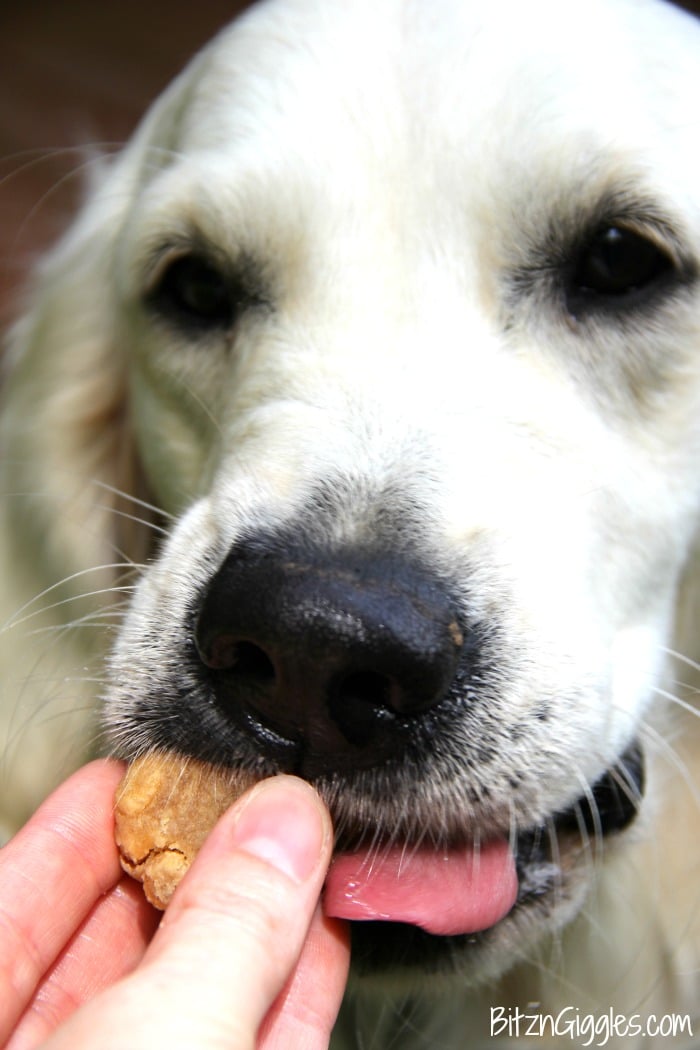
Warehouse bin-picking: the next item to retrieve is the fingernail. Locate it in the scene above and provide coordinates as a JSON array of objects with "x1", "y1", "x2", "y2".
[{"x1": 231, "y1": 776, "x2": 327, "y2": 883}]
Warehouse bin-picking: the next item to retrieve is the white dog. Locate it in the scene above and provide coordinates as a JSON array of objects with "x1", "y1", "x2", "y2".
[{"x1": 2, "y1": 0, "x2": 699, "y2": 1045}]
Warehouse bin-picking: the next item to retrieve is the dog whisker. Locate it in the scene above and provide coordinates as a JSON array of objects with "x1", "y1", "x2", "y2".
[
  {"x1": 0, "y1": 564, "x2": 141, "y2": 632},
  {"x1": 96, "y1": 504, "x2": 170, "y2": 537},
  {"x1": 660, "y1": 646, "x2": 700, "y2": 676},
  {"x1": 651, "y1": 684, "x2": 700, "y2": 721},
  {"x1": 2, "y1": 0, "x2": 700, "y2": 1042},
  {"x1": 4, "y1": 586, "x2": 135, "y2": 636},
  {"x1": 92, "y1": 479, "x2": 174, "y2": 523}
]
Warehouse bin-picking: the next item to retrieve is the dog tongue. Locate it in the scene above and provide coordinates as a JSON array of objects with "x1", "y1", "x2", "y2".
[{"x1": 324, "y1": 838, "x2": 518, "y2": 936}]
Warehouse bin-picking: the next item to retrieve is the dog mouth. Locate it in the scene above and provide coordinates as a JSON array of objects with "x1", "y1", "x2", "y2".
[
  {"x1": 326, "y1": 834, "x2": 518, "y2": 935},
  {"x1": 321, "y1": 743, "x2": 644, "y2": 974},
  {"x1": 186, "y1": 535, "x2": 644, "y2": 969}
]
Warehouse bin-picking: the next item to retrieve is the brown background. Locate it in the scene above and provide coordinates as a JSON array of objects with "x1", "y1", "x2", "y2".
[
  {"x1": 0, "y1": 1, "x2": 251, "y2": 325},
  {"x1": 1, "y1": 0, "x2": 698, "y2": 326}
]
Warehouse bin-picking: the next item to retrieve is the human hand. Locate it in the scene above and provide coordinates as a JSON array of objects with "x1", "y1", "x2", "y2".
[{"x1": 1, "y1": 760, "x2": 350, "y2": 1049}]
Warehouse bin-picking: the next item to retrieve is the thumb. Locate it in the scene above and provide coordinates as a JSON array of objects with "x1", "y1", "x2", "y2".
[{"x1": 43, "y1": 776, "x2": 349, "y2": 1050}]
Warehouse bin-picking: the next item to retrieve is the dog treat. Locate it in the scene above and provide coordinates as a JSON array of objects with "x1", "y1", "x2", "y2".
[{"x1": 114, "y1": 751, "x2": 257, "y2": 909}]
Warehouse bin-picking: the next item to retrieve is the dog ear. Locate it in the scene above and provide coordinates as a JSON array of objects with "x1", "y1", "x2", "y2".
[
  {"x1": 2, "y1": 194, "x2": 133, "y2": 581},
  {"x1": 0, "y1": 58, "x2": 207, "y2": 832},
  {"x1": 0, "y1": 173, "x2": 144, "y2": 831},
  {"x1": 0, "y1": 41, "x2": 216, "y2": 585}
]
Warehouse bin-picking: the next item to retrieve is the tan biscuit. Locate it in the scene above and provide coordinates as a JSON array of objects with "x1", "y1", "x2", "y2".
[{"x1": 114, "y1": 752, "x2": 257, "y2": 909}]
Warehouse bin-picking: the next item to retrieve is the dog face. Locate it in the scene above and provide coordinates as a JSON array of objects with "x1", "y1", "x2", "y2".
[
  {"x1": 9, "y1": 0, "x2": 698, "y2": 985},
  {"x1": 97, "y1": 0, "x2": 700, "y2": 982}
]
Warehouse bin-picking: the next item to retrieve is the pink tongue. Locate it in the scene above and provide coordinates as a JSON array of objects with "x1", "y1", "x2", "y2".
[{"x1": 324, "y1": 838, "x2": 518, "y2": 936}]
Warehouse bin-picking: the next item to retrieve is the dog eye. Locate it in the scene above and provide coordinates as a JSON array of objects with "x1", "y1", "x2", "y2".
[
  {"x1": 570, "y1": 226, "x2": 674, "y2": 300},
  {"x1": 149, "y1": 255, "x2": 237, "y2": 329}
]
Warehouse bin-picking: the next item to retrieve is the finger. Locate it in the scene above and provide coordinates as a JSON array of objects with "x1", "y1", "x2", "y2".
[
  {"x1": 7, "y1": 877, "x2": 159, "y2": 1050},
  {"x1": 41, "y1": 776, "x2": 346, "y2": 1050},
  {"x1": 258, "y1": 906, "x2": 350, "y2": 1050},
  {"x1": 0, "y1": 759, "x2": 126, "y2": 1044},
  {"x1": 143, "y1": 775, "x2": 338, "y2": 1040}
]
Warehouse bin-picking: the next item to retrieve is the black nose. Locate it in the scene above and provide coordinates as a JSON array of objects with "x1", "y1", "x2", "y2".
[{"x1": 194, "y1": 540, "x2": 464, "y2": 767}]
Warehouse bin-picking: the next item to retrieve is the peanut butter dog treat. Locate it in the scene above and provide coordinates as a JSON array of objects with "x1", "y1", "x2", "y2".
[{"x1": 115, "y1": 752, "x2": 257, "y2": 909}]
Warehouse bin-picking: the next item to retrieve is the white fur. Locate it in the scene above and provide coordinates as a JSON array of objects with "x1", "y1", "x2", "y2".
[{"x1": 2, "y1": 0, "x2": 700, "y2": 1045}]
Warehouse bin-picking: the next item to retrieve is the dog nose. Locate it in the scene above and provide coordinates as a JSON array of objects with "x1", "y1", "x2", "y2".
[{"x1": 195, "y1": 542, "x2": 464, "y2": 765}]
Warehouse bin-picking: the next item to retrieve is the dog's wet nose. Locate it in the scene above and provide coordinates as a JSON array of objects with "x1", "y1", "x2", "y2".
[{"x1": 194, "y1": 541, "x2": 464, "y2": 764}]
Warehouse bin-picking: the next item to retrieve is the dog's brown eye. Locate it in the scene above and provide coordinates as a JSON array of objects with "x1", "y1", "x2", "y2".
[
  {"x1": 571, "y1": 226, "x2": 673, "y2": 299},
  {"x1": 150, "y1": 255, "x2": 236, "y2": 329}
]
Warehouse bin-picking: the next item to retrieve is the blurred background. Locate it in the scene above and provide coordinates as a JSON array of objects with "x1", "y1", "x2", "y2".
[{"x1": 1, "y1": 0, "x2": 698, "y2": 326}]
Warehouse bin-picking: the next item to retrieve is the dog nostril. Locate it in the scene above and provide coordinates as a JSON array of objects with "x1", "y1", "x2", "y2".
[
  {"x1": 232, "y1": 641, "x2": 276, "y2": 681},
  {"x1": 333, "y1": 670, "x2": 395, "y2": 711},
  {"x1": 329, "y1": 671, "x2": 399, "y2": 748},
  {"x1": 202, "y1": 637, "x2": 276, "y2": 682},
  {"x1": 195, "y1": 542, "x2": 465, "y2": 764}
]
